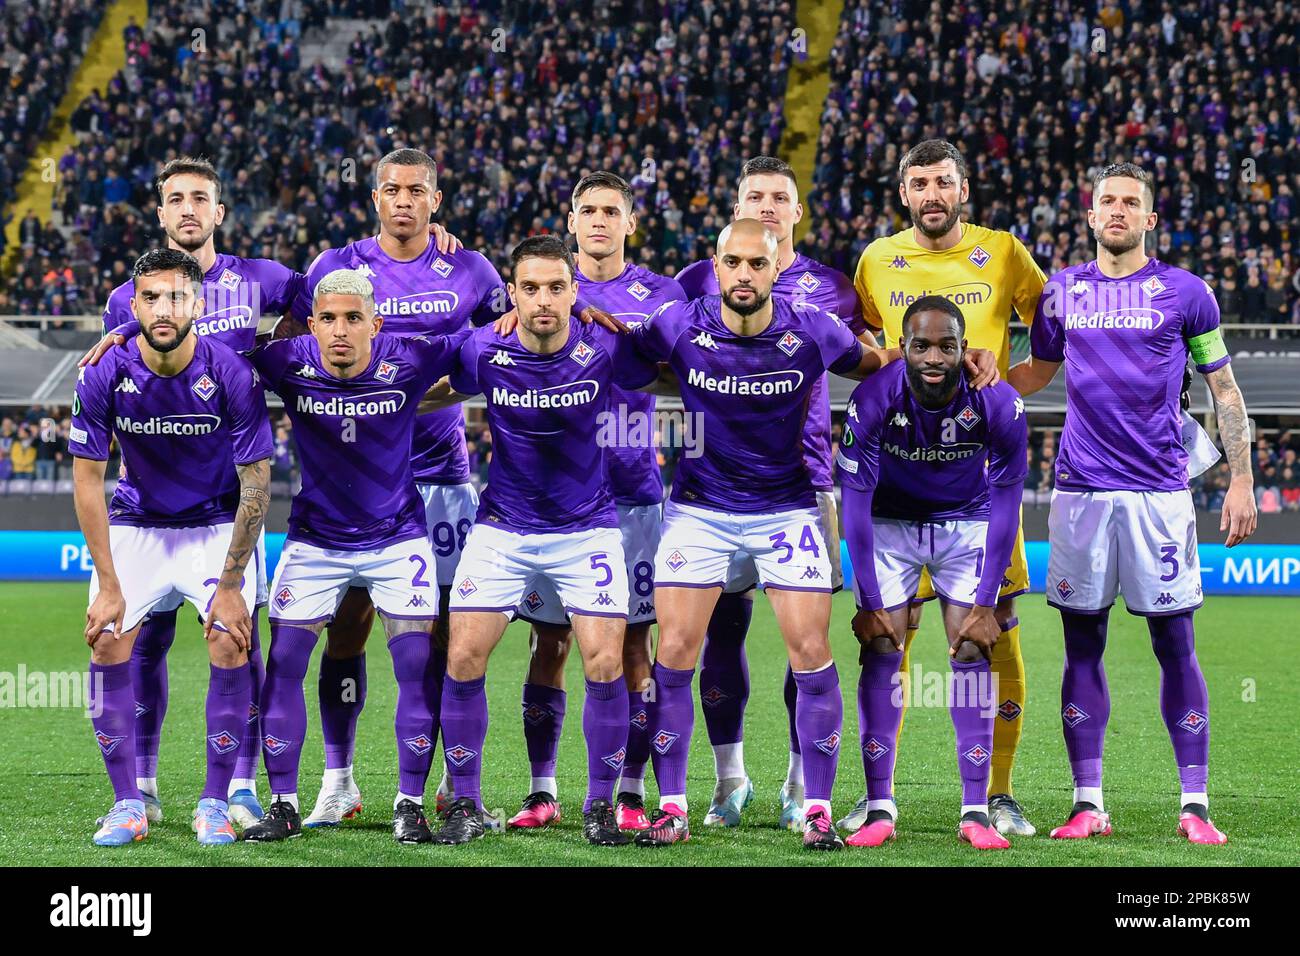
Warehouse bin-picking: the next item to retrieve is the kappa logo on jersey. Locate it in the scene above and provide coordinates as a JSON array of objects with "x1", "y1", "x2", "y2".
[
  {"x1": 862, "y1": 737, "x2": 890, "y2": 761},
  {"x1": 489, "y1": 349, "x2": 514, "y2": 366},
  {"x1": 355, "y1": 264, "x2": 376, "y2": 278},
  {"x1": 998, "y1": 699, "x2": 1023, "y2": 721},
  {"x1": 115, "y1": 377, "x2": 141, "y2": 395},
  {"x1": 796, "y1": 271, "x2": 821, "y2": 293},
  {"x1": 968, "y1": 245, "x2": 991, "y2": 269},
  {"x1": 570, "y1": 340, "x2": 596, "y2": 367},
  {"x1": 651, "y1": 729, "x2": 679, "y2": 754},
  {"x1": 701, "y1": 685, "x2": 729, "y2": 708},
  {"x1": 1142, "y1": 276, "x2": 1166, "y2": 297},
  {"x1": 431, "y1": 257, "x2": 453, "y2": 278},
  {"x1": 813, "y1": 731, "x2": 841, "y2": 756},
  {"x1": 665, "y1": 550, "x2": 687, "y2": 571},
  {"x1": 956, "y1": 405, "x2": 981, "y2": 430},
  {"x1": 522, "y1": 702, "x2": 552, "y2": 725},
  {"x1": 1154, "y1": 592, "x2": 1176, "y2": 607},
  {"x1": 776, "y1": 331, "x2": 802, "y2": 357},
  {"x1": 626, "y1": 279, "x2": 651, "y2": 301},
  {"x1": 594, "y1": 592, "x2": 614, "y2": 607},
  {"x1": 274, "y1": 587, "x2": 295, "y2": 611},
  {"x1": 207, "y1": 730, "x2": 240, "y2": 754},
  {"x1": 891, "y1": 412, "x2": 910, "y2": 428},
  {"x1": 601, "y1": 747, "x2": 627, "y2": 771},
  {"x1": 1071, "y1": 280, "x2": 1090, "y2": 295},
  {"x1": 523, "y1": 590, "x2": 544, "y2": 612},
  {"x1": 296, "y1": 364, "x2": 317, "y2": 379},
  {"x1": 889, "y1": 256, "x2": 909, "y2": 269},
  {"x1": 375, "y1": 361, "x2": 398, "y2": 384},
  {"x1": 1061, "y1": 702, "x2": 1090, "y2": 727},
  {"x1": 263, "y1": 734, "x2": 292, "y2": 756},
  {"x1": 403, "y1": 734, "x2": 434, "y2": 756},
  {"x1": 847, "y1": 400, "x2": 859, "y2": 421},
  {"x1": 962, "y1": 744, "x2": 991, "y2": 766},
  {"x1": 192, "y1": 374, "x2": 217, "y2": 402},
  {"x1": 95, "y1": 731, "x2": 126, "y2": 756},
  {"x1": 406, "y1": 594, "x2": 430, "y2": 609},
  {"x1": 630, "y1": 709, "x2": 648, "y2": 730},
  {"x1": 1013, "y1": 397, "x2": 1025, "y2": 420},
  {"x1": 456, "y1": 578, "x2": 477, "y2": 598},
  {"x1": 690, "y1": 331, "x2": 718, "y2": 350},
  {"x1": 800, "y1": 566, "x2": 823, "y2": 580},
  {"x1": 444, "y1": 744, "x2": 478, "y2": 767},
  {"x1": 218, "y1": 268, "x2": 241, "y2": 291},
  {"x1": 1177, "y1": 709, "x2": 1208, "y2": 735},
  {"x1": 1056, "y1": 579, "x2": 1075, "y2": 601}
]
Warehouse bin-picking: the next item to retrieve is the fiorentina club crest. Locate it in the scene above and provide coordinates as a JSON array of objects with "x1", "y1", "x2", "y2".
[
  {"x1": 274, "y1": 587, "x2": 295, "y2": 611},
  {"x1": 630, "y1": 709, "x2": 648, "y2": 730},
  {"x1": 651, "y1": 730, "x2": 679, "y2": 754},
  {"x1": 701, "y1": 685, "x2": 729, "y2": 708},
  {"x1": 444, "y1": 744, "x2": 478, "y2": 767},
  {"x1": 523, "y1": 590, "x2": 544, "y2": 612},
  {"x1": 1056, "y1": 579, "x2": 1075, "y2": 601},
  {"x1": 1061, "y1": 703, "x2": 1089, "y2": 727},
  {"x1": 998, "y1": 699, "x2": 1023, "y2": 721},
  {"x1": 457, "y1": 578, "x2": 477, "y2": 598},
  {"x1": 192, "y1": 374, "x2": 217, "y2": 401},
  {"x1": 962, "y1": 744, "x2": 991, "y2": 766},
  {"x1": 626, "y1": 279, "x2": 651, "y2": 301},
  {"x1": 814, "y1": 731, "x2": 841, "y2": 756},
  {"x1": 404, "y1": 734, "x2": 433, "y2": 756},
  {"x1": 376, "y1": 361, "x2": 398, "y2": 383},
  {"x1": 431, "y1": 257, "x2": 454, "y2": 278},
  {"x1": 1142, "y1": 275, "x2": 1166, "y2": 297},
  {"x1": 1177, "y1": 710, "x2": 1208, "y2": 735},
  {"x1": 570, "y1": 341, "x2": 595, "y2": 366},
  {"x1": 263, "y1": 734, "x2": 292, "y2": 756},
  {"x1": 796, "y1": 271, "x2": 821, "y2": 294},
  {"x1": 862, "y1": 737, "x2": 890, "y2": 762},
  {"x1": 956, "y1": 405, "x2": 981, "y2": 430},
  {"x1": 602, "y1": 748, "x2": 627, "y2": 771},
  {"x1": 968, "y1": 245, "x2": 991, "y2": 269},
  {"x1": 207, "y1": 730, "x2": 240, "y2": 754},
  {"x1": 218, "y1": 268, "x2": 241, "y2": 290},
  {"x1": 776, "y1": 330, "x2": 802, "y2": 357},
  {"x1": 665, "y1": 550, "x2": 687, "y2": 571},
  {"x1": 95, "y1": 731, "x2": 125, "y2": 756},
  {"x1": 522, "y1": 702, "x2": 551, "y2": 725}
]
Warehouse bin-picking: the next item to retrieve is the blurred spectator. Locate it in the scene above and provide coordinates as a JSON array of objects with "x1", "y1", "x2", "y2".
[
  {"x1": 10, "y1": 424, "x2": 37, "y2": 482},
  {"x1": 271, "y1": 420, "x2": 294, "y2": 483},
  {"x1": 0, "y1": 418, "x2": 14, "y2": 481}
]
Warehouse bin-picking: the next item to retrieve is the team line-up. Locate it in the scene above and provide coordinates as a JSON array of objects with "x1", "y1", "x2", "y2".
[{"x1": 71, "y1": 140, "x2": 1257, "y2": 851}]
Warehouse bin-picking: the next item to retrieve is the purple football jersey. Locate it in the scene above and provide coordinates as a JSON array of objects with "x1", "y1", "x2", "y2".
[
  {"x1": 451, "y1": 320, "x2": 657, "y2": 534},
  {"x1": 631, "y1": 296, "x2": 862, "y2": 513},
  {"x1": 837, "y1": 363, "x2": 1028, "y2": 520},
  {"x1": 68, "y1": 335, "x2": 273, "y2": 528},
  {"x1": 676, "y1": 252, "x2": 864, "y2": 490},
  {"x1": 1031, "y1": 259, "x2": 1229, "y2": 493},
  {"x1": 295, "y1": 239, "x2": 506, "y2": 486},
  {"x1": 104, "y1": 253, "x2": 303, "y2": 354},
  {"x1": 576, "y1": 262, "x2": 685, "y2": 506},
  {"x1": 251, "y1": 331, "x2": 468, "y2": 550}
]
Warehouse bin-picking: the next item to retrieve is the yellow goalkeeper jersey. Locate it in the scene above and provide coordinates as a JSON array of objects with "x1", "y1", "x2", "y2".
[{"x1": 854, "y1": 222, "x2": 1046, "y2": 373}]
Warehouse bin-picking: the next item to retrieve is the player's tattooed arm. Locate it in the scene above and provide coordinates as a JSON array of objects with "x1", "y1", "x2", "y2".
[
  {"x1": 1007, "y1": 355, "x2": 1061, "y2": 396},
  {"x1": 1204, "y1": 364, "x2": 1257, "y2": 547},
  {"x1": 206, "y1": 458, "x2": 271, "y2": 648},
  {"x1": 73, "y1": 456, "x2": 126, "y2": 644}
]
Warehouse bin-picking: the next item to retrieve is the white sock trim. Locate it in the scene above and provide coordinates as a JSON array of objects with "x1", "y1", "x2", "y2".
[
  {"x1": 323, "y1": 766, "x2": 354, "y2": 789},
  {"x1": 962, "y1": 803, "x2": 989, "y2": 818},
  {"x1": 803, "y1": 797, "x2": 831, "y2": 815},
  {"x1": 137, "y1": 777, "x2": 158, "y2": 797},
  {"x1": 227, "y1": 777, "x2": 256, "y2": 796},
  {"x1": 712, "y1": 741, "x2": 746, "y2": 780},
  {"x1": 530, "y1": 776, "x2": 558, "y2": 799},
  {"x1": 785, "y1": 751, "x2": 805, "y2": 788},
  {"x1": 1181, "y1": 791, "x2": 1209, "y2": 810},
  {"x1": 395, "y1": 792, "x2": 423, "y2": 808},
  {"x1": 867, "y1": 798, "x2": 898, "y2": 821},
  {"x1": 273, "y1": 792, "x2": 299, "y2": 812},
  {"x1": 660, "y1": 794, "x2": 687, "y2": 812},
  {"x1": 793, "y1": 659, "x2": 834, "y2": 674},
  {"x1": 617, "y1": 776, "x2": 645, "y2": 798},
  {"x1": 1075, "y1": 786, "x2": 1105, "y2": 812}
]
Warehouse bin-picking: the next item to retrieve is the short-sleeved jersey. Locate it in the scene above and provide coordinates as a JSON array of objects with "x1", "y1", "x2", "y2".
[
  {"x1": 251, "y1": 331, "x2": 467, "y2": 550},
  {"x1": 632, "y1": 296, "x2": 862, "y2": 513},
  {"x1": 836, "y1": 362, "x2": 1028, "y2": 521},
  {"x1": 104, "y1": 253, "x2": 302, "y2": 355},
  {"x1": 295, "y1": 238, "x2": 507, "y2": 485},
  {"x1": 68, "y1": 336, "x2": 273, "y2": 527},
  {"x1": 677, "y1": 252, "x2": 865, "y2": 490},
  {"x1": 451, "y1": 320, "x2": 656, "y2": 535},
  {"x1": 855, "y1": 223, "x2": 1045, "y2": 373},
  {"x1": 1030, "y1": 258, "x2": 1230, "y2": 493},
  {"x1": 576, "y1": 262, "x2": 685, "y2": 507}
]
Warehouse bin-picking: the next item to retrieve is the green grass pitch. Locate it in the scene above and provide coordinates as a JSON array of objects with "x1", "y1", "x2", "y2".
[{"x1": 1, "y1": 583, "x2": 1295, "y2": 866}]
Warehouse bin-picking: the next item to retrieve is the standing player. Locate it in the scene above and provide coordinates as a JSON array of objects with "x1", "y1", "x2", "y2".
[
  {"x1": 501, "y1": 172, "x2": 685, "y2": 832},
  {"x1": 847, "y1": 139, "x2": 1046, "y2": 836},
  {"x1": 71, "y1": 249, "x2": 273, "y2": 845},
  {"x1": 240, "y1": 268, "x2": 467, "y2": 844},
  {"x1": 100, "y1": 157, "x2": 301, "y2": 829},
  {"x1": 1009, "y1": 163, "x2": 1256, "y2": 844},
  {"x1": 430, "y1": 236, "x2": 657, "y2": 846},
  {"x1": 839, "y1": 296, "x2": 1027, "y2": 851},
  {"x1": 674, "y1": 156, "x2": 867, "y2": 830}
]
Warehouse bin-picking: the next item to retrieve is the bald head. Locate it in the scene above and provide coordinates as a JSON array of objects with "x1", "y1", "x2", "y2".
[
  {"x1": 714, "y1": 218, "x2": 780, "y2": 318},
  {"x1": 717, "y1": 217, "x2": 779, "y2": 259}
]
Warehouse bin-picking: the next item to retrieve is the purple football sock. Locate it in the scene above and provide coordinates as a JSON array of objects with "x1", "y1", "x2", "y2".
[
  {"x1": 203, "y1": 663, "x2": 250, "y2": 800},
  {"x1": 260, "y1": 624, "x2": 319, "y2": 796},
  {"x1": 90, "y1": 660, "x2": 142, "y2": 802},
  {"x1": 784, "y1": 663, "x2": 801, "y2": 755},
  {"x1": 440, "y1": 675, "x2": 488, "y2": 810},
  {"x1": 858, "y1": 651, "x2": 904, "y2": 801},
  {"x1": 1061, "y1": 610, "x2": 1111, "y2": 789},
  {"x1": 1148, "y1": 612, "x2": 1210, "y2": 795},
  {"x1": 793, "y1": 664, "x2": 842, "y2": 801},
  {"x1": 319, "y1": 651, "x2": 366, "y2": 770},
  {"x1": 698, "y1": 592, "x2": 751, "y2": 745},
  {"x1": 647, "y1": 662, "x2": 695, "y2": 798},
  {"x1": 583, "y1": 677, "x2": 628, "y2": 812},
  {"x1": 130, "y1": 608, "x2": 177, "y2": 779},
  {"x1": 521, "y1": 682, "x2": 566, "y2": 781},
  {"x1": 949, "y1": 658, "x2": 994, "y2": 806},
  {"x1": 234, "y1": 613, "x2": 264, "y2": 782},
  {"x1": 623, "y1": 684, "x2": 650, "y2": 782},
  {"x1": 389, "y1": 632, "x2": 435, "y2": 797}
]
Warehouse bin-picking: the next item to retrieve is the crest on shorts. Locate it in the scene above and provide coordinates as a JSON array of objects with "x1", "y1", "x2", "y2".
[
  {"x1": 1055, "y1": 579, "x2": 1075, "y2": 601},
  {"x1": 665, "y1": 550, "x2": 687, "y2": 571},
  {"x1": 207, "y1": 730, "x2": 240, "y2": 754},
  {"x1": 651, "y1": 730, "x2": 679, "y2": 754},
  {"x1": 570, "y1": 341, "x2": 595, "y2": 367},
  {"x1": 192, "y1": 374, "x2": 217, "y2": 401},
  {"x1": 444, "y1": 744, "x2": 478, "y2": 767},
  {"x1": 274, "y1": 587, "x2": 295, "y2": 611},
  {"x1": 1177, "y1": 709, "x2": 1208, "y2": 735},
  {"x1": 523, "y1": 590, "x2": 544, "y2": 612},
  {"x1": 376, "y1": 361, "x2": 398, "y2": 384},
  {"x1": 776, "y1": 331, "x2": 802, "y2": 357},
  {"x1": 403, "y1": 734, "x2": 433, "y2": 756},
  {"x1": 862, "y1": 737, "x2": 890, "y2": 762},
  {"x1": 626, "y1": 279, "x2": 651, "y2": 301},
  {"x1": 1061, "y1": 703, "x2": 1089, "y2": 727},
  {"x1": 456, "y1": 578, "x2": 477, "y2": 598},
  {"x1": 263, "y1": 734, "x2": 292, "y2": 756}
]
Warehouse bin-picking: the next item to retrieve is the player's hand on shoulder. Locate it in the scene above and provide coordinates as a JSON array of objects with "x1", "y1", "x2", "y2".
[
  {"x1": 963, "y1": 348, "x2": 1000, "y2": 389},
  {"x1": 954, "y1": 605, "x2": 1000, "y2": 660},
  {"x1": 1221, "y1": 479, "x2": 1258, "y2": 548},
  {"x1": 852, "y1": 606, "x2": 901, "y2": 651},
  {"x1": 79, "y1": 332, "x2": 127, "y2": 368},
  {"x1": 579, "y1": 304, "x2": 628, "y2": 334},
  {"x1": 429, "y1": 221, "x2": 463, "y2": 254},
  {"x1": 493, "y1": 307, "x2": 519, "y2": 336}
]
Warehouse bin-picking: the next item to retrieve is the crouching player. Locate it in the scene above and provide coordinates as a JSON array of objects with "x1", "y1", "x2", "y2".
[
  {"x1": 71, "y1": 249, "x2": 273, "y2": 846},
  {"x1": 838, "y1": 295, "x2": 1027, "y2": 850}
]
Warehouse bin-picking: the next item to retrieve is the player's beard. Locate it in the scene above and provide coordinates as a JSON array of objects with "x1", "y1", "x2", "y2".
[
  {"x1": 906, "y1": 361, "x2": 961, "y2": 409},
  {"x1": 722, "y1": 285, "x2": 771, "y2": 317},
  {"x1": 141, "y1": 317, "x2": 194, "y2": 353},
  {"x1": 1095, "y1": 222, "x2": 1145, "y2": 256},
  {"x1": 909, "y1": 200, "x2": 961, "y2": 240},
  {"x1": 166, "y1": 221, "x2": 213, "y2": 253}
]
